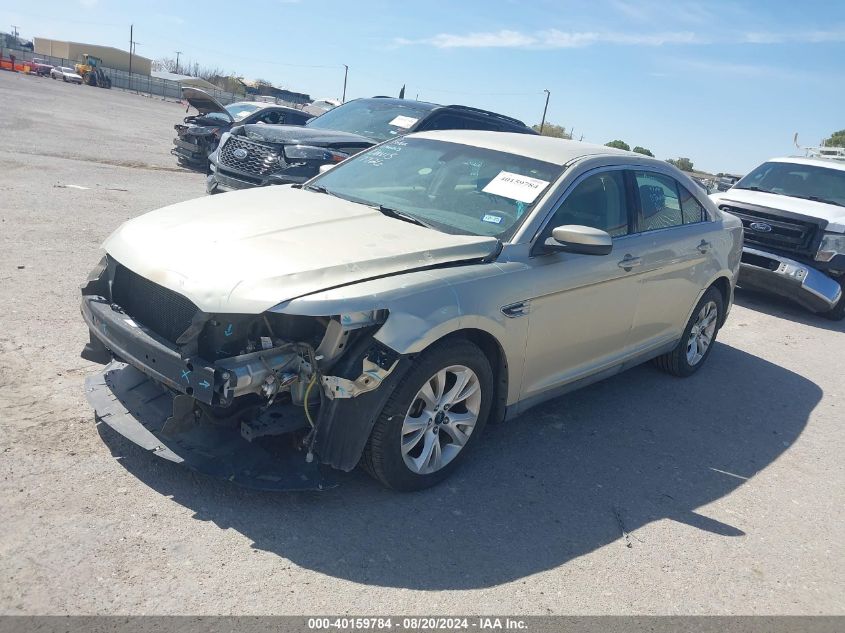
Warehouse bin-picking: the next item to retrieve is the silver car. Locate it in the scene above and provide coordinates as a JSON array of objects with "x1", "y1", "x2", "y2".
[
  {"x1": 81, "y1": 131, "x2": 743, "y2": 491},
  {"x1": 49, "y1": 66, "x2": 83, "y2": 84}
]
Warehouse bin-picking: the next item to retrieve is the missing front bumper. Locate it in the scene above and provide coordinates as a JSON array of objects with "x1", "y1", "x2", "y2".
[
  {"x1": 738, "y1": 247, "x2": 843, "y2": 313},
  {"x1": 86, "y1": 361, "x2": 334, "y2": 491}
]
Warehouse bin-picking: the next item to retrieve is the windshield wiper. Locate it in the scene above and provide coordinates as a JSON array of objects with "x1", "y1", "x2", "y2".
[
  {"x1": 374, "y1": 205, "x2": 434, "y2": 229},
  {"x1": 735, "y1": 186, "x2": 768, "y2": 192},
  {"x1": 302, "y1": 184, "x2": 349, "y2": 201}
]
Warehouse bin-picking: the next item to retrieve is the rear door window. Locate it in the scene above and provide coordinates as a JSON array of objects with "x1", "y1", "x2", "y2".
[
  {"x1": 679, "y1": 185, "x2": 707, "y2": 223},
  {"x1": 634, "y1": 171, "x2": 683, "y2": 231}
]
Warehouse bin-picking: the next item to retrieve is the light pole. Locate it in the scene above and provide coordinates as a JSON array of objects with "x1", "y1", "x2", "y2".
[
  {"x1": 128, "y1": 24, "x2": 133, "y2": 90},
  {"x1": 175, "y1": 50, "x2": 182, "y2": 74},
  {"x1": 342, "y1": 64, "x2": 348, "y2": 103},
  {"x1": 540, "y1": 89, "x2": 550, "y2": 134}
]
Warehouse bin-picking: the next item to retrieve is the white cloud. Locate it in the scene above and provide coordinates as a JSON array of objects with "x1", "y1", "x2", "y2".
[
  {"x1": 397, "y1": 26, "x2": 845, "y2": 50},
  {"x1": 398, "y1": 29, "x2": 704, "y2": 49},
  {"x1": 398, "y1": 30, "x2": 537, "y2": 49}
]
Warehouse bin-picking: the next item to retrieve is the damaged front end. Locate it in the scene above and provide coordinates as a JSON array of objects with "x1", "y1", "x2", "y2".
[
  {"x1": 172, "y1": 122, "x2": 223, "y2": 169},
  {"x1": 81, "y1": 256, "x2": 409, "y2": 490}
]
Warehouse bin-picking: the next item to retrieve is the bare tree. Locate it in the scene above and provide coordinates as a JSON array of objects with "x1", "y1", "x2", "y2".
[{"x1": 153, "y1": 56, "x2": 178, "y2": 73}]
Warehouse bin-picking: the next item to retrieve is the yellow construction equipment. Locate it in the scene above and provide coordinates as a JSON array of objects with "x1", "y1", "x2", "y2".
[{"x1": 75, "y1": 54, "x2": 112, "y2": 89}]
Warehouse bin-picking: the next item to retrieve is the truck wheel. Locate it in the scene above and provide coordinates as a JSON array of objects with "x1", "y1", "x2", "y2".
[
  {"x1": 363, "y1": 339, "x2": 493, "y2": 491},
  {"x1": 822, "y1": 278, "x2": 845, "y2": 321},
  {"x1": 653, "y1": 287, "x2": 724, "y2": 377}
]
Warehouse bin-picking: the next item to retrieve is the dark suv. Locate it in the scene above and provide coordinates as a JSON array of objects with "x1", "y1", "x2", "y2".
[{"x1": 206, "y1": 97, "x2": 537, "y2": 193}]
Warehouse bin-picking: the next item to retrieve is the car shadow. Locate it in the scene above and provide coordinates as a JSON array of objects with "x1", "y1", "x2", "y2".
[
  {"x1": 734, "y1": 287, "x2": 845, "y2": 333},
  {"x1": 98, "y1": 343, "x2": 821, "y2": 590}
]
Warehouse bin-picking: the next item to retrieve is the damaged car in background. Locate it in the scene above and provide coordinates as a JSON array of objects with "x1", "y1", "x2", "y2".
[
  {"x1": 206, "y1": 97, "x2": 537, "y2": 193},
  {"x1": 710, "y1": 147, "x2": 845, "y2": 320},
  {"x1": 82, "y1": 131, "x2": 742, "y2": 491},
  {"x1": 173, "y1": 87, "x2": 312, "y2": 169}
]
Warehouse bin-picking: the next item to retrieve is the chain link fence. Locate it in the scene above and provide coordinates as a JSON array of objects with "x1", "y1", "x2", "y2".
[{"x1": 1, "y1": 45, "x2": 304, "y2": 108}]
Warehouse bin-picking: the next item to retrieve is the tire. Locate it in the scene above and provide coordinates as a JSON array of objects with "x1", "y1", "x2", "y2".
[
  {"x1": 362, "y1": 339, "x2": 494, "y2": 491},
  {"x1": 822, "y1": 277, "x2": 845, "y2": 321},
  {"x1": 653, "y1": 286, "x2": 724, "y2": 377}
]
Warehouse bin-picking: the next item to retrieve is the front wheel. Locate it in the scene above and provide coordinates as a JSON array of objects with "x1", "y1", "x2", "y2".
[
  {"x1": 363, "y1": 339, "x2": 493, "y2": 491},
  {"x1": 654, "y1": 286, "x2": 724, "y2": 377}
]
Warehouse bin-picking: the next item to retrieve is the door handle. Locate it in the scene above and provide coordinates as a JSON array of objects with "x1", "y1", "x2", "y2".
[
  {"x1": 697, "y1": 240, "x2": 712, "y2": 254},
  {"x1": 617, "y1": 255, "x2": 642, "y2": 270}
]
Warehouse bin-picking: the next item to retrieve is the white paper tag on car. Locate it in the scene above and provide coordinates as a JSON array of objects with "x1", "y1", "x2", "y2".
[
  {"x1": 388, "y1": 115, "x2": 419, "y2": 129},
  {"x1": 482, "y1": 171, "x2": 550, "y2": 203}
]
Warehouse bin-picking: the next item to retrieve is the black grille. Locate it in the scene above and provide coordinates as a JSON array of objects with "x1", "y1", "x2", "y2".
[
  {"x1": 721, "y1": 205, "x2": 821, "y2": 257},
  {"x1": 218, "y1": 136, "x2": 284, "y2": 177},
  {"x1": 111, "y1": 264, "x2": 199, "y2": 344}
]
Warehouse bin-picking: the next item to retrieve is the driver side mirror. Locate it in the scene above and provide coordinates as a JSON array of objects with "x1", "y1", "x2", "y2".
[{"x1": 543, "y1": 225, "x2": 613, "y2": 256}]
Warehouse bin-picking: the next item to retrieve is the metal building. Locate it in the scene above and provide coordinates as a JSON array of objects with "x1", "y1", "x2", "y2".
[{"x1": 33, "y1": 38, "x2": 152, "y2": 75}]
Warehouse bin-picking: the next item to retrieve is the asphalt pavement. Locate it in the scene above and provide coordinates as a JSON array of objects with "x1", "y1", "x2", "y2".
[{"x1": 0, "y1": 70, "x2": 842, "y2": 615}]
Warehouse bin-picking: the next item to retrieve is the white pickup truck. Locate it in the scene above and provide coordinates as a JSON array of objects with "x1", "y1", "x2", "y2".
[{"x1": 710, "y1": 151, "x2": 845, "y2": 320}]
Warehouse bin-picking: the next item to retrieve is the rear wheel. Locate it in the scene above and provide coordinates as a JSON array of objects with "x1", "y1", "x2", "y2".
[
  {"x1": 653, "y1": 286, "x2": 724, "y2": 377},
  {"x1": 363, "y1": 339, "x2": 493, "y2": 491}
]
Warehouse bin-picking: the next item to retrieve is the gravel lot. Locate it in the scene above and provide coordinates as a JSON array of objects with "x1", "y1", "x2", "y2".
[{"x1": 0, "y1": 70, "x2": 843, "y2": 616}]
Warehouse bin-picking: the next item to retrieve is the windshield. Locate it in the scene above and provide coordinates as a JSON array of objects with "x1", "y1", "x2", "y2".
[
  {"x1": 61, "y1": 67, "x2": 75, "y2": 73},
  {"x1": 305, "y1": 100, "x2": 435, "y2": 142},
  {"x1": 309, "y1": 137, "x2": 564, "y2": 238},
  {"x1": 224, "y1": 103, "x2": 261, "y2": 121},
  {"x1": 735, "y1": 161, "x2": 845, "y2": 207}
]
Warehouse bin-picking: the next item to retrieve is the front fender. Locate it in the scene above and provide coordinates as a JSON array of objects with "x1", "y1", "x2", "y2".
[{"x1": 275, "y1": 261, "x2": 530, "y2": 405}]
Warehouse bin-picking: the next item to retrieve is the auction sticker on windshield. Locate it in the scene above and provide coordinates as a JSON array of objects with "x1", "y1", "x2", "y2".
[
  {"x1": 482, "y1": 171, "x2": 550, "y2": 203},
  {"x1": 388, "y1": 115, "x2": 419, "y2": 129}
]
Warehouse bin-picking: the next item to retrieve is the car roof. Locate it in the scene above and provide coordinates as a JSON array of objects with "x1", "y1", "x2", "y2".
[
  {"x1": 409, "y1": 130, "x2": 641, "y2": 166},
  {"x1": 366, "y1": 97, "x2": 530, "y2": 127},
  {"x1": 357, "y1": 97, "x2": 441, "y2": 111},
  {"x1": 227, "y1": 101, "x2": 276, "y2": 110},
  {"x1": 769, "y1": 156, "x2": 845, "y2": 173}
]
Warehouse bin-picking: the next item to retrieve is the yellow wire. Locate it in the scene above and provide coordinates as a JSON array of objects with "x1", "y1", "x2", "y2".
[{"x1": 303, "y1": 373, "x2": 317, "y2": 427}]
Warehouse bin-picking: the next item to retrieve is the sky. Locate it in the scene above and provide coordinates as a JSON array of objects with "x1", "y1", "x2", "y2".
[{"x1": 4, "y1": 0, "x2": 845, "y2": 174}]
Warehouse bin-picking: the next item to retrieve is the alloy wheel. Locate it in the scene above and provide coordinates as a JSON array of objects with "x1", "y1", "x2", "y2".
[
  {"x1": 401, "y1": 365, "x2": 482, "y2": 475},
  {"x1": 686, "y1": 300, "x2": 718, "y2": 366}
]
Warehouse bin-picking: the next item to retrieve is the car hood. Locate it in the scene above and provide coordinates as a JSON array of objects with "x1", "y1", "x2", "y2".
[
  {"x1": 711, "y1": 189, "x2": 845, "y2": 232},
  {"x1": 241, "y1": 124, "x2": 373, "y2": 146},
  {"x1": 182, "y1": 87, "x2": 232, "y2": 120},
  {"x1": 103, "y1": 186, "x2": 499, "y2": 314}
]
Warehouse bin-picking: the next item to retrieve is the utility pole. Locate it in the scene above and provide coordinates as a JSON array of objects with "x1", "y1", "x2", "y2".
[
  {"x1": 341, "y1": 64, "x2": 348, "y2": 103},
  {"x1": 128, "y1": 24, "x2": 133, "y2": 90},
  {"x1": 540, "y1": 89, "x2": 550, "y2": 134},
  {"x1": 175, "y1": 50, "x2": 182, "y2": 74},
  {"x1": 11, "y1": 25, "x2": 19, "y2": 39}
]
